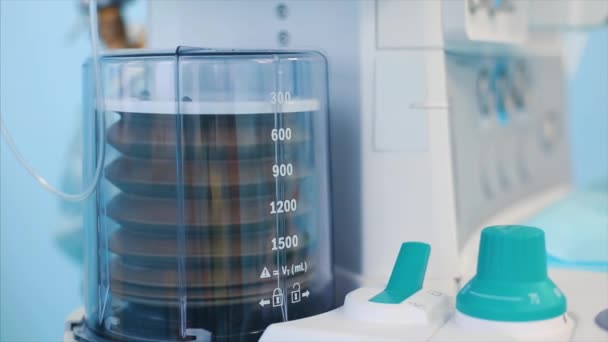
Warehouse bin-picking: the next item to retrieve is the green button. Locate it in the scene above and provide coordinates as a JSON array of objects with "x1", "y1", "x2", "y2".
[
  {"x1": 457, "y1": 225, "x2": 567, "y2": 321},
  {"x1": 370, "y1": 242, "x2": 431, "y2": 304}
]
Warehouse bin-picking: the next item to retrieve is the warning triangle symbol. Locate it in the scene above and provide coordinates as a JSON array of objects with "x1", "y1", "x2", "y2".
[{"x1": 260, "y1": 267, "x2": 271, "y2": 279}]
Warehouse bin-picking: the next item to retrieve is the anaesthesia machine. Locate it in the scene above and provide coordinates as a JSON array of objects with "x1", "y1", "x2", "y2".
[{"x1": 59, "y1": 1, "x2": 608, "y2": 341}]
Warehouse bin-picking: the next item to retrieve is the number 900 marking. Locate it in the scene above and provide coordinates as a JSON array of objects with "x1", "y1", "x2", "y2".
[{"x1": 272, "y1": 163, "x2": 293, "y2": 178}]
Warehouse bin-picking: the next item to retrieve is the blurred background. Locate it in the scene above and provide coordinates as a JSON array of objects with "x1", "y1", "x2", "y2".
[
  {"x1": 0, "y1": 1, "x2": 145, "y2": 341},
  {"x1": 0, "y1": 1, "x2": 606, "y2": 341}
]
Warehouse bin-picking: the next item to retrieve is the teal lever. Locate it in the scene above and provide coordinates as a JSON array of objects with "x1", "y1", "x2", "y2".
[{"x1": 370, "y1": 242, "x2": 431, "y2": 304}]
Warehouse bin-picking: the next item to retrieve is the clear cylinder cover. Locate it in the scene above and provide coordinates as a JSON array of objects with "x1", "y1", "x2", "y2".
[{"x1": 81, "y1": 48, "x2": 333, "y2": 341}]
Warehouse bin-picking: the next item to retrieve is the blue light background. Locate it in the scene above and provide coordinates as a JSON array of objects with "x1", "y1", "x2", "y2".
[
  {"x1": 0, "y1": 2, "x2": 606, "y2": 341},
  {"x1": 567, "y1": 29, "x2": 608, "y2": 186},
  {"x1": 1, "y1": 1, "x2": 145, "y2": 341},
  {"x1": 1, "y1": 2, "x2": 86, "y2": 341}
]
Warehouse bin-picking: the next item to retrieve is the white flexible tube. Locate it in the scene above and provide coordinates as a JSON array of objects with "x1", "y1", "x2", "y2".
[{"x1": 0, "y1": 0, "x2": 106, "y2": 202}]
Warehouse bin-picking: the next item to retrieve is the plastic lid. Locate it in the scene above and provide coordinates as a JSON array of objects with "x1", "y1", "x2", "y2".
[
  {"x1": 93, "y1": 48, "x2": 324, "y2": 115},
  {"x1": 457, "y1": 225, "x2": 567, "y2": 321}
]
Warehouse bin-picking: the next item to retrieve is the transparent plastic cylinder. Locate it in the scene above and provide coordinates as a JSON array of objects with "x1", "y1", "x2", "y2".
[{"x1": 81, "y1": 48, "x2": 333, "y2": 341}]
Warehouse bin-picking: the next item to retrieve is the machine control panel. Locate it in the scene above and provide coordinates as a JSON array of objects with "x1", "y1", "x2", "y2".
[
  {"x1": 260, "y1": 227, "x2": 576, "y2": 341},
  {"x1": 447, "y1": 55, "x2": 570, "y2": 249}
]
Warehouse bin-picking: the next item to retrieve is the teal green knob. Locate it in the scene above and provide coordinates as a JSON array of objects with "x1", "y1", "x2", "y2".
[
  {"x1": 370, "y1": 242, "x2": 431, "y2": 304},
  {"x1": 457, "y1": 225, "x2": 567, "y2": 321}
]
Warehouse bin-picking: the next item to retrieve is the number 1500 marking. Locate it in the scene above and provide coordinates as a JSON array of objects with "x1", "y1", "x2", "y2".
[{"x1": 271, "y1": 235, "x2": 299, "y2": 251}]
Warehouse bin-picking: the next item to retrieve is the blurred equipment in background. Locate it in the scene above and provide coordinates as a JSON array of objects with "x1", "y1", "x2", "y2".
[{"x1": 80, "y1": 0, "x2": 144, "y2": 49}]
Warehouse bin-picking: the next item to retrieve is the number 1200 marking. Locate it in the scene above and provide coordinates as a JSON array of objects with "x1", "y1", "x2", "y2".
[{"x1": 270, "y1": 199, "x2": 297, "y2": 214}]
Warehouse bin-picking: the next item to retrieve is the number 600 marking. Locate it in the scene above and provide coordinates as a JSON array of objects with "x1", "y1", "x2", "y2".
[{"x1": 271, "y1": 128, "x2": 292, "y2": 141}]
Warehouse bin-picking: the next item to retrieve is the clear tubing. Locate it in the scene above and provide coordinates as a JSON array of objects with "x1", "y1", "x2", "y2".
[{"x1": 0, "y1": 0, "x2": 105, "y2": 202}]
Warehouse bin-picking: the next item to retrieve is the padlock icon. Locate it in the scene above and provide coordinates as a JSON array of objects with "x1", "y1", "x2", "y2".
[
  {"x1": 272, "y1": 288, "x2": 283, "y2": 307},
  {"x1": 291, "y1": 283, "x2": 301, "y2": 303}
]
